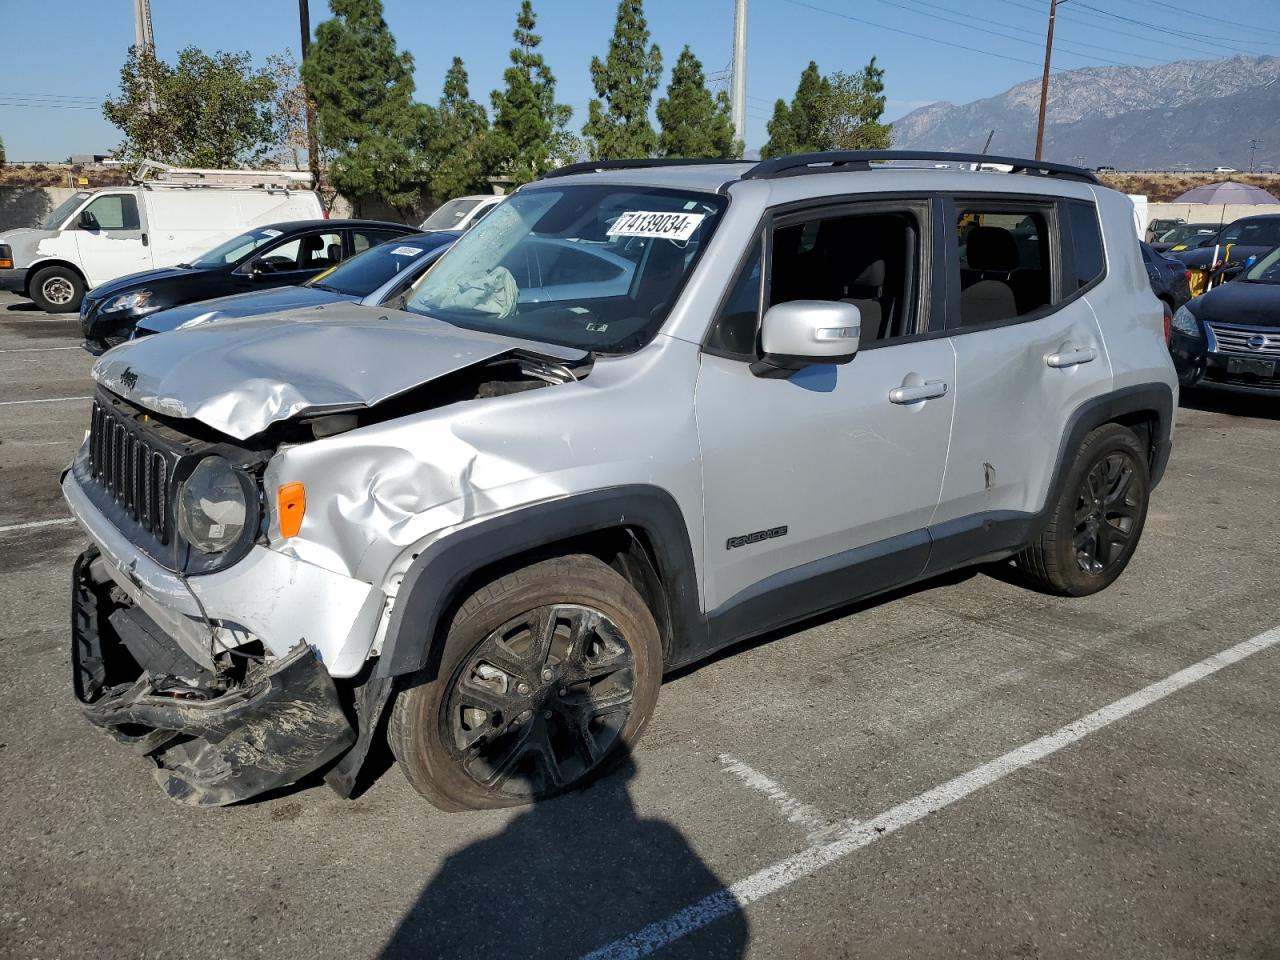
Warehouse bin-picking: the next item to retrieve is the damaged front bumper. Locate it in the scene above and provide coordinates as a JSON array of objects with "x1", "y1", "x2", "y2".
[{"x1": 71, "y1": 547, "x2": 356, "y2": 806}]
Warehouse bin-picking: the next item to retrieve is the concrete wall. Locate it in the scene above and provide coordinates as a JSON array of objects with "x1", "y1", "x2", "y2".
[
  {"x1": 1145, "y1": 202, "x2": 1280, "y2": 229},
  {"x1": 0, "y1": 186, "x2": 80, "y2": 232}
]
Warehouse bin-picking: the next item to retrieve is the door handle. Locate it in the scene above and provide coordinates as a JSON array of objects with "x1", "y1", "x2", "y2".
[
  {"x1": 889, "y1": 380, "x2": 949, "y2": 404},
  {"x1": 141, "y1": 232, "x2": 149, "y2": 247},
  {"x1": 1045, "y1": 346, "x2": 1096, "y2": 368}
]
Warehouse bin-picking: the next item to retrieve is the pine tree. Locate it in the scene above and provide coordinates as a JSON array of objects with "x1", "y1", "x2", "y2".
[
  {"x1": 488, "y1": 1, "x2": 573, "y2": 185},
  {"x1": 301, "y1": 0, "x2": 428, "y2": 213},
  {"x1": 583, "y1": 0, "x2": 662, "y2": 160},
  {"x1": 656, "y1": 47, "x2": 740, "y2": 159},
  {"x1": 824, "y1": 57, "x2": 892, "y2": 150},
  {"x1": 426, "y1": 58, "x2": 489, "y2": 200},
  {"x1": 787, "y1": 61, "x2": 833, "y2": 153},
  {"x1": 761, "y1": 99, "x2": 795, "y2": 159}
]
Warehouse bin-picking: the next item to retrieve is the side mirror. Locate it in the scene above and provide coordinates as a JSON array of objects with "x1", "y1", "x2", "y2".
[
  {"x1": 77, "y1": 210, "x2": 98, "y2": 231},
  {"x1": 248, "y1": 260, "x2": 267, "y2": 277},
  {"x1": 751, "y1": 300, "x2": 861, "y2": 379}
]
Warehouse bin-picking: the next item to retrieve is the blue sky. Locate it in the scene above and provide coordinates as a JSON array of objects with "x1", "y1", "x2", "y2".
[{"x1": 3, "y1": 0, "x2": 1279, "y2": 161}]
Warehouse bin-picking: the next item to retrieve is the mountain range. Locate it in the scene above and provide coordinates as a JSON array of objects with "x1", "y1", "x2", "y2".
[{"x1": 892, "y1": 55, "x2": 1280, "y2": 170}]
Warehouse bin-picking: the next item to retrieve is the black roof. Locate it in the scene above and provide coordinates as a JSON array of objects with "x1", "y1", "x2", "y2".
[{"x1": 252, "y1": 218, "x2": 413, "y2": 232}]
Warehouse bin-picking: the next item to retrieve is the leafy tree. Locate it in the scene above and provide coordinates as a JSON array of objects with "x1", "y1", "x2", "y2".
[
  {"x1": 824, "y1": 57, "x2": 891, "y2": 150},
  {"x1": 301, "y1": 0, "x2": 428, "y2": 214},
  {"x1": 656, "y1": 47, "x2": 740, "y2": 159},
  {"x1": 266, "y1": 51, "x2": 309, "y2": 170},
  {"x1": 425, "y1": 58, "x2": 490, "y2": 200},
  {"x1": 488, "y1": 1, "x2": 573, "y2": 185},
  {"x1": 103, "y1": 46, "x2": 279, "y2": 166},
  {"x1": 583, "y1": 0, "x2": 662, "y2": 160}
]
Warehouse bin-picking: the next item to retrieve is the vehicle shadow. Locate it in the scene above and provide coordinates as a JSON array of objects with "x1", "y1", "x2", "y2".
[
  {"x1": 4, "y1": 301, "x2": 43, "y2": 312},
  {"x1": 377, "y1": 750, "x2": 748, "y2": 960},
  {"x1": 1180, "y1": 387, "x2": 1280, "y2": 421}
]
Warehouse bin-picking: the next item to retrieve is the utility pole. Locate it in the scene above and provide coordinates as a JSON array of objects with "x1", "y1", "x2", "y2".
[
  {"x1": 1249, "y1": 138, "x2": 1263, "y2": 173},
  {"x1": 298, "y1": 0, "x2": 321, "y2": 190},
  {"x1": 1035, "y1": 0, "x2": 1067, "y2": 161},
  {"x1": 133, "y1": 0, "x2": 156, "y2": 113},
  {"x1": 731, "y1": 0, "x2": 748, "y2": 153}
]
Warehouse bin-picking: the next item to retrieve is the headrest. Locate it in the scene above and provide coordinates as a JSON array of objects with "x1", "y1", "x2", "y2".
[
  {"x1": 965, "y1": 226, "x2": 1020, "y2": 272},
  {"x1": 300, "y1": 235, "x2": 324, "y2": 252},
  {"x1": 851, "y1": 258, "x2": 885, "y2": 289}
]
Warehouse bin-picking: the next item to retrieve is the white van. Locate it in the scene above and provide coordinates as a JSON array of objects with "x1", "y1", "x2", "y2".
[
  {"x1": 0, "y1": 163, "x2": 322, "y2": 312},
  {"x1": 418, "y1": 194, "x2": 504, "y2": 233}
]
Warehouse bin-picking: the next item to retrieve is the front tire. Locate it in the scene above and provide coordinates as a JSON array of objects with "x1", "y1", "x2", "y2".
[
  {"x1": 388, "y1": 554, "x2": 662, "y2": 811},
  {"x1": 1016, "y1": 423, "x2": 1150, "y2": 596},
  {"x1": 29, "y1": 265, "x2": 84, "y2": 313}
]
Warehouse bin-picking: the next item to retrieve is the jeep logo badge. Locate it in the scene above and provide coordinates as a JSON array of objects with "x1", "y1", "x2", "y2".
[{"x1": 119, "y1": 367, "x2": 139, "y2": 390}]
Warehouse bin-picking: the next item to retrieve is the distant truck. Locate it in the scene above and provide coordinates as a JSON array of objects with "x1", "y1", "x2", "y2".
[{"x1": 0, "y1": 161, "x2": 323, "y2": 312}]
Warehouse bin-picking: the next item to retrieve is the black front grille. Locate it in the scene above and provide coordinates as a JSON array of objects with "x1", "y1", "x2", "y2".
[{"x1": 87, "y1": 400, "x2": 174, "y2": 543}]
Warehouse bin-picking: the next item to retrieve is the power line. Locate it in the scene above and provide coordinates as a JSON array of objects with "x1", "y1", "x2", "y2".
[
  {"x1": 2, "y1": 92, "x2": 102, "y2": 103},
  {"x1": 780, "y1": 0, "x2": 1048, "y2": 68},
  {"x1": 865, "y1": 0, "x2": 1144, "y2": 67},
  {"x1": 0, "y1": 100, "x2": 101, "y2": 110},
  {"x1": 1078, "y1": 0, "x2": 1280, "y2": 54},
  {"x1": 1122, "y1": 0, "x2": 1280, "y2": 43}
]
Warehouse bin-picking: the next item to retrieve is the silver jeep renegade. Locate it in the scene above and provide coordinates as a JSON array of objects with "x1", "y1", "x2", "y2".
[{"x1": 64, "y1": 151, "x2": 1177, "y2": 809}]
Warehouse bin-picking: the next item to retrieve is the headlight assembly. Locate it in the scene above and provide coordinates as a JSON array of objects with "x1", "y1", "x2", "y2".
[
  {"x1": 178, "y1": 457, "x2": 249, "y2": 554},
  {"x1": 101, "y1": 290, "x2": 158, "y2": 315},
  {"x1": 1171, "y1": 305, "x2": 1202, "y2": 339}
]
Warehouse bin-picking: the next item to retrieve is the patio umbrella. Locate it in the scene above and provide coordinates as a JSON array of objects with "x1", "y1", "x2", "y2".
[{"x1": 1173, "y1": 181, "x2": 1280, "y2": 204}]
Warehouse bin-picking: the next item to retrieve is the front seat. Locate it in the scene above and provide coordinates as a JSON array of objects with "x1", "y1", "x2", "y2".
[
  {"x1": 959, "y1": 226, "x2": 1020, "y2": 325},
  {"x1": 840, "y1": 258, "x2": 889, "y2": 343},
  {"x1": 298, "y1": 235, "x2": 325, "y2": 269}
]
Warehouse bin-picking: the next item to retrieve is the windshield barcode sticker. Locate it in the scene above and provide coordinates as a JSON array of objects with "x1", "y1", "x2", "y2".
[
  {"x1": 261, "y1": 228, "x2": 283, "y2": 237},
  {"x1": 390, "y1": 246, "x2": 423, "y2": 257},
  {"x1": 607, "y1": 211, "x2": 705, "y2": 241}
]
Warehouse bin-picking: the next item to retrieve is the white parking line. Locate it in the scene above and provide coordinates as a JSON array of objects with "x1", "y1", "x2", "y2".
[
  {"x1": 0, "y1": 396, "x2": 92, "y2": 406},
  {"x1": 718, "y1": 754, "x2": 832, "y2": 838},
  {"x1": 582, "y1": 626, "x2": 1280, "y2": 960},
  {"x1": 0, "y1": 346, "x2": 80, "y2": 353},
  {"x1": 0, "y1": 518, "x2": 75, "y2": 534}
]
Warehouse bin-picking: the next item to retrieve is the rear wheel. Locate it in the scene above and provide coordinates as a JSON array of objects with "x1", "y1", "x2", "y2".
[
  {"x1": 388, "y1": 554, "x2": 662, "y2": 811},
  {"x1": 29, "y1": 265, "x2": 84, "y2": 313},
  {"x1": 1016, "y1": 423, "x2": 1150, "y2": 596}
]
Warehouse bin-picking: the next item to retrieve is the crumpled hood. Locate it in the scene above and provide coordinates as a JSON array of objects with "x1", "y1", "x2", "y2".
[
  {"x1": 136, "y1": 285, "x2": 350, "y2": 335},
  {"x1": 92, "y1": 303, "x2": 586, "y2": 441},
  {"x1": 0, "y1": 228, "x2": 57, "y2": 266}
]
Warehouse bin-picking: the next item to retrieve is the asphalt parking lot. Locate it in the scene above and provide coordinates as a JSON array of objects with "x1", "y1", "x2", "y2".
[{"x1": 2, "y1": 288, "x2": 1279, "y2": 960}]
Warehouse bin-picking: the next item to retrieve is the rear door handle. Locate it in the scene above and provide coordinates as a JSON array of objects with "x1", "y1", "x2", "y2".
[
  {"x1": 1046, "y1": 346, "x2": 1096, "y2": 368},
  {"x1": 889, "y1": 380, "x2": 949, "y2": 404},
  {"x1": 141, "y1": 232, "x2": 149, "y2": 247}
]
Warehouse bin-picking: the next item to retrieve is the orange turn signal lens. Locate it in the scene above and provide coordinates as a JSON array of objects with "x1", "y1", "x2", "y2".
[
  {"x1": 277, "y1": 482, "x2": 306, "y2": 538},
  {"x1": 0, "y1": 259, "x2": 12, "y2": 269}
]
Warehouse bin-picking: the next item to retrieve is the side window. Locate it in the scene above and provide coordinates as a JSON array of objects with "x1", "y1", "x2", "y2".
[
  {"x1": 955, "y1": 207, "x2": 1052, "y2": 327},
  {"x1": 79, "y1": 194, "x2": 139, "y2": 231},
  {"x1": 253, "y1": 232, "x2": 343, "y2": 273},
  {"x1": 1065, "y1": 201, "x2": 1105, "y2": 290},
  {"x1": 352, "y1": 229, "x2": 403, "y2": 254},
  {"x1": 706, "y1": 239, "x2": 763, "y2": 357},
  {"x1": 767, "y1": 209, "x2": 921, "y2": 345}
]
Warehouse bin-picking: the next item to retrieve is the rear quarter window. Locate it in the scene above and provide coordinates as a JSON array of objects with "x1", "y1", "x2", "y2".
[{"x1": 1065, "y1": 201, "x2": 1105, "y2": 290}]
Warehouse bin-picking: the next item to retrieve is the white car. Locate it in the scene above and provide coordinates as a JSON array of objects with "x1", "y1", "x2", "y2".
[
  {"x1": 1213, "y1": 166, "x2": 1237, "y2": 174},
  {"x1": 418, "y1": 194, "x2": 504, "y2": 232}
]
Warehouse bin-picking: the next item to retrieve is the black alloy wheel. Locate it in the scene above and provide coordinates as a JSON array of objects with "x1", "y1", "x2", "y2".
[
  {"x1": 443, "y1": 603, "x2": 637, "y2": 800},
  {"x1": 1072, "y1": 451, "x2": 1142, "y2": 576}
]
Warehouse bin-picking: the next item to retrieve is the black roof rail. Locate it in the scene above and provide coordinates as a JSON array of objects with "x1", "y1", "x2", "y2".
[
  {"x1": 742, "y1": 150, "x2": 1099, "y2": 185},
  {"x1": 541, "y1": 158, "x2": 745, "y2": 179}
]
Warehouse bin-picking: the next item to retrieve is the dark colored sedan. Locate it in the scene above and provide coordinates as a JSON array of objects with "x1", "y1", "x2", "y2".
[
  {"x1": 1170, "y1": 215, "x2": 1280, "y2": 297},
  {"x1": 79, "y1": 219, "x2": 413, "y2": 351},
  {"x1": 1169, "y1": 245, "x2": 1280, "y2": 396},
  {"x1": 1141, "y1": 241, "x2": 1191, "y2": 317},
  {"x1": 134, "y1": 232, "x2": 459, "y2": 337},
  {"x1": 1150, "y1": 222, "x2": 1217, "y2": 254}
]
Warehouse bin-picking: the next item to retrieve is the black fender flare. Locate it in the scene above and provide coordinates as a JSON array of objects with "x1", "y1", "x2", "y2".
[
  {"x1": 1054, "y1": 381, "x2": 1175, "y2": 496},
  {"x1": 374, "y1": 485, "x2": 705, "y2": 679}
]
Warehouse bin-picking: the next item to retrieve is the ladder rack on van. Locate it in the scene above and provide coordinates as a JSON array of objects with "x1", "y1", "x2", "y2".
[{"x1": 131, "y1": 160, "x2": 314, "y2": 191}]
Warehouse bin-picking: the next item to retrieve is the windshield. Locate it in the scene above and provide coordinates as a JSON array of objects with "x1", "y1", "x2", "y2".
[
  {"x1": 192, "y1": 228, "x2": 288, "y2": 269},
  {"x1": 1245, "y1": 246, "x2": 1280, "y2": 283},
  {"x1": 404, "y1": 185, "x2": 726, "y2": 353},
  {"x1": 40, "y1": 192, "x2": 92, "y2": 230},
  {"x1": 306, "y1": 235, "x2": 451, "y2": 296},
  {"x1": 422, "y1": 197, "x2": 484, "y2": 230},
  {"x1": 1158, "y1": 224, "x2": 1213, "y2": 244}
]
